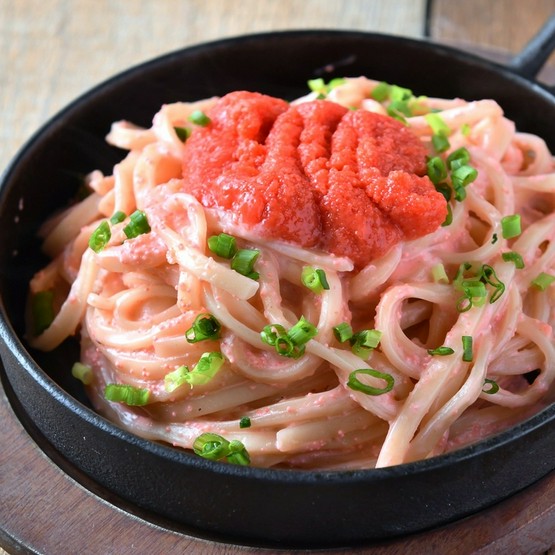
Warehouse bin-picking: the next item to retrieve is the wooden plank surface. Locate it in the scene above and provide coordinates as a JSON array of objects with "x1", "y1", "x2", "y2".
[{"x1": 1, "y1": 1, "x2": 555, "y2": 554}]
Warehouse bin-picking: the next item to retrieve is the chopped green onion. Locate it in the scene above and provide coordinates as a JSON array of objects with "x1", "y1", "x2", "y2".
[
  {"x1": 491, "y1": 233, "x2": 498, "y2": 244},
  {"x1": 123, "y1": 210, "x2": 151, "y2": 239},
  {"x1": 226, "y1": 440, "x2": 251, "y2": 465},
  {"x1": 432, "y1": 133, "x2": 450, "y2": 153},
  {"x1": 425, "y1": 113, "x2": 450, "y2": 137},
  {"x1": 31, "y1": 290, "x2": 55, "y2": 335},
  {"x1": 350, "y1": 329, "x2": 382, "y2": 359},
  {"x1": 185, "y1": 313, "x2": 222, "y2": 343},
  {"x1": 260, "y1": 324, "x2": 288, "y2": 347},
  {"x1": 432, "y1": 263, "x2": 449, "y2": 284},
  {"x1": 447, "y1": 147, "x2": 470, "y2": 170},
  {"x1": 260, "y1": 317, "x2": 317, "y2": 359},
  {"x1": 188, "y1": 110, "x2": 211, "y2": 126},
  {"x1": 482, "y1": 378, "x2": 499, "y2": 395},
  {"x1": 531, "y1": 272, "x2": 555, "y2": 291},
  {"x1": 502, "y1": 251, "x2": 525, "y2": 269},
  {"x1": 480, "y1": 265, "x2": 505, "y2": 303},
  {"x1": 435, "y1": 183, "x2": 452, "y2": 202},
  {"x1": 501, "y1": 214, "x2": 521, "y2": 239},
  {"x1": 71, "y1": 362, "x2": 93, "y2": 385},
  {"x1": 110, "y1": 210, "x2": 126, "y2": 225},
  {"x1": 462, "y1": 336, "x2": 473, "y2": 362},
  {"x1": 427, "y1": 156, "x2": 448, "y2": 185},
  {"x1": 301, "y1": 266, "x2": 330, "y2": 294},
  {"x1": 164, "y1": 365, "x2": 190, "y2": 392},
  {"x1": 451, "y1": 164, "x2": 478, "y2": 190},
  {"x1": 333, "y1": 322, "x2": 354, "y2": 343},
  {"x1": 231, "y1": 248, "x2": 260, "y2": 279},
  {"x1": 287, "y1": 316, "x2": 318, "y2": 347},
  {"x1": 371, "y1": 82, "x2": 391, "y2": 102},
  {"x1": 165, "y1": 352, "x2": 224, "y2": 391},
  {"x1": 207, "y1": 233, "x2": 238, "y2": 259},
  {"x1": 193, "y1": 433, "x2": 250, "y2": 465},
  {"x1": 442, "y1": 203, "x2": 453, "y2": 227},
  {"x1": 174, "y1": 126, "x2": 191, "y2": 142},
  {"x1": 347, "y1": 369, "x2": 394, "y2": 396},
  {"x1": 427, "y1": 346, "x2": 455, "y2": 356},
  {"x1": 104, "y1": 384, "x2": 150, "y2": 406},
  {"x1": 461, "y1": 123, "x2": 471, "y2": 136},
  {"x1": 239, "y1": 417, "x2": 251, "y2": 429},
  {"x1": 193, "y1": 433, "x2": 230, "y2": 461},
  {"x1": 89, "y1": 220, "x2": 111, "y2": 252},
  {"x1": 389, "y1": 84, "x2": 413, "y2": 102},
  {"x1": 327, "y1": 77, "x2": 346, "y2": 90},
  {"x1": 307, "y1": 78, "x2": 325, "y2": 93}
]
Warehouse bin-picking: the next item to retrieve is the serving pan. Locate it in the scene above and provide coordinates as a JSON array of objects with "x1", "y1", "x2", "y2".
[{"x1": 1, "y1": 24, "x2": 555, "y2": 548}]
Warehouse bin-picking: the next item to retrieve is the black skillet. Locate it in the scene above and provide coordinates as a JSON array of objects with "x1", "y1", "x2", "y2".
[{"x1": 1, "y1": 20, "x2": 555, "y2": 549}]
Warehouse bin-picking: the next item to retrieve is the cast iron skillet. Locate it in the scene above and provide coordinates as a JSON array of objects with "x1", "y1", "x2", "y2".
[{"x1": 1, "y1": 22, "x2": 555, "y2": 549}]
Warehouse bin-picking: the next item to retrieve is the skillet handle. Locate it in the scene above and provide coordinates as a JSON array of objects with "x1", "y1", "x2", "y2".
[{"x1": 508, "y1": 14, "x2": 555, "y2": 86}]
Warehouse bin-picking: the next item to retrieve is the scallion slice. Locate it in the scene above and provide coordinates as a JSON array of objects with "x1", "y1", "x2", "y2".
[
  {"x1": 301, "y1": 266, "x2": 330, "y2": 294},
  {"x1": 425, "y1": 113, "x2": 450, "y2": 137},
  {"x1": 239, "y1": 417, "x2": 251, "y2": 429},
  {"x1": 188, "y1": 110, "x2": 211, "y2": 126},
  {"x1": 432, "y1": 263, "x2": 449, "y2": 284},
  {"x1": 333, "y1": 322, "x2": 354, "y2": 343},
  {"x1": 432, "y1": 133, "x2": 450, "y2": 153},
  {"x1": 174, "y1": 126, "x2": 191, "y2": 142},
  {"x1": 207, "y1": 233, "x2": 238, "y2": 259},
  {"x1": 287, "y1": 316, "x2": 318, "y2": 347},
  {"x1": 89, "y1": 220, "x2": 111, "y2": 253},
  {"x1": 185, "y1": 313, "x2": 222, "y2": 343},
  {"x1": 307, "y1": 78, "x2": 325, "y2": 93},
  {"x1": 231, "y1": 248, "x2": 260, "y2": 279},
  {"x1": 104, "y1": 383, "x2": 150, "y2": 406},
  {"x1": 531, "y1": 272, "x2": 555, "y2": 291},
  {"x1": 451, "y1": 164, "x2": 478, "y2": 190},
  {"x1": 165, "y1": 352, "x2": 224, "y2": 391},
  {"x1": 123, "y1": 210, "x2": 151, "y2": 239},
  {"x1": 426, "y1": 156, "x2": 448, "y2": 185},
  {"x1": 71, "y1": 362, "x2": 93, "y2": 385},
  {"x1": 371, "y1": 82, "x2": 391, "y2": 102},
  {"x1": 347, "y1": 368, "x2": 394, "y2": 396},
  {"x1": 427, "y1": 346, "x2": 455, "y2": 356},
  {"x1": 502, "y1": 251, "x2": 525, "y2": 269},
  {"x1": 193, "y1": 433, "x2": 250, "y2": 465},
  {"x1": 482, "y1": 378, "x2": 499, "y2": 395},
  {"x1": 501, "y1": 214, "x2": 521, "y2": 239},
  {"x1": 110, "y1": 210, "x2": 126, "y2": 225},
  {"x1": 350, "y1": 329, "x2": 382, "y2": 359},
  {"x1": 31, "y1": 290, "x2": 55, "y2": 335},
  {"x1": 462, "y1": 335, "x2": 473, "y2": 362},
  {"x1": 447, "y1": 147, "x2": 470, "y2": 170}
]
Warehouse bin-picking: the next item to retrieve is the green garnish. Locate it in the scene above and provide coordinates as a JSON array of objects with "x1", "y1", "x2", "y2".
[
  {"x1": 193, "y1": 433, "x2": 251, "y2": 465},
  {"x1": 231, "y1": 248, "x2": 260, "y2": 280},
  {"x1": 462, "y1": 335, "x2": 473, "y2": 362},
  {"x1": 104, "y1": 384, "x2": 150, "y2": 406},
  {"x1": 260, "y1": 317, "x2": 317, "y2": 359},
  {"x1": 174, "y1": 126, "x2": 191, "y2": 142},
  {"x1": 71, "y1": 362, "x2": 93, "y2": 385},
  {"x1": 88, "y1": 220, "x2": 111, "y2": 253},
  {"x1": 164, "y1": 352, "x2": 224, "y2": 391},
  {"x1": 301, "y1": 266, "x2": 330, "y2": 294},
  {"x1": 208, "y1": 233, "x2": 238, "y2": 259},
  {"x1": 188, "y1": 110, "x2": 211, "y2": 126},
  {"x1": 110, "y1": 211, "x2": 126, "y2": 225},
  {"x1": 501, "y1": 251, "x2": 525, "y2": 269},
  {"x1": 482, "y1": 378, "x2": 499, "y2": 394},
  {"x1": 123, "y1": 210, "x2": 151, "y2": 239},
  {"x1": 427, "y1": 346, "x2": 455, "y2": 356},
  {"x1": 239, "y1": 417, "x2": 251, "y2": 429},
  {"x1": 347, "y1": 369, "x2": 394, "y2": 396},
  {"x1": 333, "y1": 322, "x2": 354, "y2": 343},
  {"x1": 531, "y1": 272, "x2": 555, "y2": 291},
  {"x1": 185, "y1": 313, "x2": 222, "y2": 343},
  {"x1": 31, "y1": 290, "x2": 55, "y2": 335},
  {"x1": 501, "y1": 214, "x2": 521, "y2": 239}
]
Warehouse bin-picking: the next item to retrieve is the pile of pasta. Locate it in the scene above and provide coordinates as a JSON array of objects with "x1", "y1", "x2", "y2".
[{"x1": 28, "y1": 77, "x2": 555, "y2": 469}]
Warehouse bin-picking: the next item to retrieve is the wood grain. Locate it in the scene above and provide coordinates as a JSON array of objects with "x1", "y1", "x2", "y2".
[
  {"x1": 0, "y1": 0, "x2": 425, "y2": 169},
  {"x1": 2, "y1": 1, "x2": 555, "y2": 553}
]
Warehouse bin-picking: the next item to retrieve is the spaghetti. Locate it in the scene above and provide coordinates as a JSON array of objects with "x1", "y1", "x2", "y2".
[{"x1": 27, "y1": 77, "x2": 555, "y2": 469}]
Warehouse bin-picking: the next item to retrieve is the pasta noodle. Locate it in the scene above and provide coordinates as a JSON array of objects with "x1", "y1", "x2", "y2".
[{"x1": 27, "y1": 77, "x2": 555, "y2": 469}]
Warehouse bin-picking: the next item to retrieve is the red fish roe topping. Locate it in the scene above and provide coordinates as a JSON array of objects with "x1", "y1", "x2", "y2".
[{"x1": 181, "y1": 91, "x2": 447, "y2": 268}]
